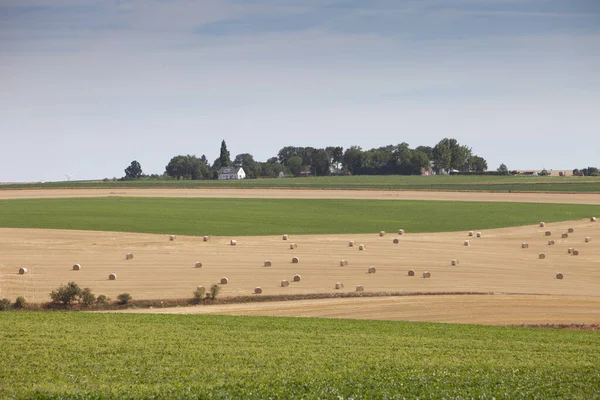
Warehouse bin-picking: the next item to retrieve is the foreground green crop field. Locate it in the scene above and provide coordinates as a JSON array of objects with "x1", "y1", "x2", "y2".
[
  {"x1": 1, "y1": 313, "x2": 598, "y2": 399},
  {"x1": 3, "y1": 175, "x2": 600, "y2": 192},
  {"x1": 0, "y1": 198, "x2": 598, "y2": 235}
]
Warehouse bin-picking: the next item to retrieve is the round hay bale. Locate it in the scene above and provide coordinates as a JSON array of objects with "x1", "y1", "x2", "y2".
[
  {"x1": 585, "y1": 237, "x2": 590, "y2": 243},
  {"x1": 289, "y1": 243, "x2": 297, "y2": 249},
  {"x1": 561, "y1": 233, "x2": 568, "y2": 239},
  {"x1": 254, "y1": 287, "x2": 263, "y2": 294},
  {"x1": 293, "y1": 274, "x2": 301, "y2": 282},
  {"x1": 407, "y1": 269, "x2": 415, "y2": 276},
  {"x1": 422, "y1": 271, "x2": 431, "y2": 278},
  {"x1": 281, "y1": 280, "x2": 289, "y2": 287},
  {"x1": 72, "y1": 264, "x2": 81, "y2": 271},
  {"x1": 292, "y1": 257, "x2": 299, "y2": 264},
  {"x1": 194, "y1": 261, "x2": 203, "y2": 268},
  {"x1": 203, "y1": 236, "x2": 209, "y2": 242},
  {"x1": 572, "y1": 249, "x2": 579, "y2": 256},
  {"x1": 591, "y1": 217, "x2": 597, "y2": 222},
  {"x1": 170, "y1": 235, "x2": 175, "y2": 241},
  {"x1": 335, "y1": 282, "x2": 344, "y2": 289},
  {"x1": 359, "y1": 244, "x2": 365, "y2": 250},
  {"x1": 282, "y1": 234, "x2": 288, "y2": 240},
  {"x1": 340, "y1": 260, "x2": 348, "y2": 267},
  {"x1": 18, "y1": 267, "x2": 28, "y2": 275},
  {"x1": 108, "y1": 273, "x2": 117, "y2": 280},
  {"x1": 398, "y1": 229, "x2": 405, "y2": 235},
  {"x1": 220, "y1": 277, "x2": 228, "y2": 284},
  {"x1": 468, "y1": 231, "x2": 474, "y2": 237},
  {"x1": 540, "y1": 222, "x2": 546, "y2": 227},
  {"x1": 538, "y1": 253, "x2": 546, "y2": 260},
  {"x1": 521, "y1": 242, "x2": 529, "y2": 249},
  {"x1": 348, "y1": 240, "x2": 355, "y2": 247},
  {"x1": 476, "y1": 232, "x2": 482, "y2": 238},
  {"x1": 556, "y1": 273, "x2": 563, "y2": 280},
  {"x1": 548, "y1": 240, "x2": 555, "y2": 245},
  {"x1": 230, "y1": 239, "x2": 237, "y2": 246},
  {"x1": 125, "y1": 253, "x2": 134, "y2": 260},
  {"x1": 545, "y1": 231, "x2": 552, "y2": 236},
  {"x1": 367, "y1": 266, "x2": 376, "y2": 274},
  {"x1": 451, "y1": 259, "x2": 457, "y2": 266},
  {"x1": 393, "y1": 238, "x2": 399, "y2": 244},
  {"x1": 356, "y1": 285, "x2": 364, "y2": 292},
  {"x1": 567, "y1": 247, "x2": 573, "y2": 254},
  {"x1": 379, "y1": 231, "x2": 386, "y2": 237},
  {"x1": 263, "y1": 260, "x2": 272, "y2": 267},
  {"x1": 568, "y1": 228, "x2": 574, "y2": 233},
  {"x1": 464, "y1": 240, "x2": 470, "y2": 247}
]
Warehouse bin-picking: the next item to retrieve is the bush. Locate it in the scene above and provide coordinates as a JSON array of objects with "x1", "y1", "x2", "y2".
[
  {"x1": 539, "y1": 169, "x2": 549, "y2": 176},
  {"x1": 80, "y1": 288, "x2": 96, "y2": 307},
  {"x1": 14, "y1": 296, "x2": 27, "y2": 309},
  {"x1": 192, "y1": 287, "x2": 206, "y2": 304},
  {"x1": 50, "y1": 282, "x2": 82, "y2": 305},
  {"x1": 0, "y1": 298, "x2": 11, "y2": 311},
  {"x1": 117, "y1": 293, "x2": 132, "y2": 305},
  {"x1": 209, "y1": 284, "x2": 221, "y2": 300},
  {"x1": 96, "y1": 294, "x2": 108, "y2": 304}
]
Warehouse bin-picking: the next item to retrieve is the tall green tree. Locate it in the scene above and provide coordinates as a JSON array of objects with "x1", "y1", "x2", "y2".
[
  {"x1": 469, "y1": 156, "x2": 488, "y2": 172},
  {"x1": 219, "y1": 140, "x2": 231, "y2": 167},
  {"x1": 124, "y1": 160, "x2": 143, "y2": 179},
  {"x1": 497, "y1": 163, "x2": 509, "y2": 174},
  {"x1": 287, "y1": 156, "x2": 303, "y2": 177},
  {"x1": 311, "y1": 148, "x2": 332, "y2": 176},
  {"x1": 234, "y1": 153, "x2": 259, "y2": 179},
  {"x1": 342, "y1": 146, "x2": 364, "y2": 175}
]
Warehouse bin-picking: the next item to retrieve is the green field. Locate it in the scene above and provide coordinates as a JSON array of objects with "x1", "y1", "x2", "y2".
[
  {"x1": 3, "y1": 175, "x2": 600, "y2": 192},
  {"x1": 1, "y1": 313, "x2": 598, "y2": 399},
  {"x1": 0, "y1": 198, "x2": 597, "y2": 235}
]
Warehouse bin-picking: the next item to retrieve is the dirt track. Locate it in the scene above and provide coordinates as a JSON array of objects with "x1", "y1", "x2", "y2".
[
  {"x1": 111, "y1": 295, "x2": 600, "y2": 326},
  {"x1": 1, "y1": 188, "x2": 600, "y2": 204}
]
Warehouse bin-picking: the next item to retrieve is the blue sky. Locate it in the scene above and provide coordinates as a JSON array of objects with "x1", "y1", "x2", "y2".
[{"x1": 1, "y1": 0, "x2": 599, "y2": 181}]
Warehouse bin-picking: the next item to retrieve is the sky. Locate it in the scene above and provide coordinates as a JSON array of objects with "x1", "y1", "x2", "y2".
[{"x1": 1, "y1": 0, "x2": 599, "y2": 182}]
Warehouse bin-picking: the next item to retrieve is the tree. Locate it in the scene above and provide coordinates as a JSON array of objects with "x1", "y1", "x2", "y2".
[
  {"x1": 219, "y1": 140, "x2": 231, "y2": 167},
  {"x1": 432, "y1": 138, "x2": 471, "y2": 173},
  {"x1": 326, "y1": 146, "x2": 344, "y2": 174},
  {"x1": 342, "y1": 146, "x2": 364, "y2": 175},
  {"x1": 287, "y1": 156, "x2": 303, "y2": 177},
  {"x1": 50, "y1": 282, "x2": 82, "y2": 305},
  {"x1": 124, "y1": 160, "x2": 143, "y2": 179},
  {"x1": 469, "y1": 156, "x2": 488, "y2": 172},
  {"x1": 311, "y1": 148, "x2": 332, "y2": 176},
  {"x1": 117, "y1": 293, "x2": 132, "y2": 305},
  {"x1": 497, "y1": 163, "x2": 509, "y2": 174},
  {"x1": 165, "y1": 155, "x2": 210, "y2": 180}
]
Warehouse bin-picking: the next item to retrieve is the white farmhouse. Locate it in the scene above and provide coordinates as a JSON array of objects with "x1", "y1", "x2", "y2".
[{"x1": 218, "y1": 166, "x2": 246, "y2": 180}]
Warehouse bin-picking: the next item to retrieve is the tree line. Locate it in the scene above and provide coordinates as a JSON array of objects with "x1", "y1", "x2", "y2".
[{"x1": 124, "y1": 138, "x2": 490, "y2": 180}]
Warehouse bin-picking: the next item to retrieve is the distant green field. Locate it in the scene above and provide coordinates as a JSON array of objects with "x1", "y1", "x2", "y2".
[
  {"x1": 3, "y1": 175, "x2": 600, "y2": 192},
  {"x1": 0, "y1": 313, "x2": 598, "y2": 399},
  {"x1": 0, "y1": 198, "x2": 597, "y2": 235}
]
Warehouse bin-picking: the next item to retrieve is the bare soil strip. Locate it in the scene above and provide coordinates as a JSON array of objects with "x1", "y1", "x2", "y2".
[
  {"x1": 108, "y1": 294, "x2": 600, "y2": 326},
  {"x1": 1, "y1": 188, "x2": 600, "y2": 204}
]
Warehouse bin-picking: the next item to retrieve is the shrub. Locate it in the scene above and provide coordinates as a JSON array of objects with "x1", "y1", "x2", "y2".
[
  {"x1": 80, "y1": 288, "x2": 96, "y2": 307},
  {"x1": 209, "y1": 284, "x2": 221, "y2": 300},
  {"x1": 539, "y1": 169, "x2": 549, "y2": 176},
  {"x1": 192, "y1": 287, "x2": 206, "y2": 304},
  {"x1": 0, "y1": 298, "x2": 11, "y2": 311},
  {"x1": 117, "y1": 293, "x2": 132, "y2": 305},
  {"x1": 50, "y1": 282, "x2": 82, "y2": 305},
  {"x1": 14, "y1": 296, "x2": 27, "y2": 309},
  {"x1": 96, "y1": 294, "x2": 108, "y2": 304}
]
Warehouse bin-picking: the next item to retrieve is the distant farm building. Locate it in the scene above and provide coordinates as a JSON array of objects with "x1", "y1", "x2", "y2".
[{"x1": 218, "y1": 167, "x2": 246, "y2": 180}]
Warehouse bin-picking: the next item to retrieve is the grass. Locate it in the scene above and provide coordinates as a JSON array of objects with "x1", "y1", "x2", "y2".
[
  {"x1": 0, "y1": 312, "x2": 598, "y2": 399},
  {"x1": 3, "y1": 175, "x2": 600, "y2": 192},
  {"x1": 0, "y1": 197, "x2": 598, "y2": 236}
]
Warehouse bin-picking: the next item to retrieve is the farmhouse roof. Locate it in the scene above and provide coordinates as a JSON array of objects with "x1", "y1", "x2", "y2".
[{"x1": 219, "y1": 166, "x2": 243, "y2": 174}]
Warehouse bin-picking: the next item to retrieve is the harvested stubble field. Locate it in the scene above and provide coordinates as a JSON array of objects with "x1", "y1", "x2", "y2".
[
  {"x1": 2, "y1": 312, "x2": 599, "y2": 399},
  {"x1": 1, "y1": 218, "x2": 599, "y2": 324}
]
